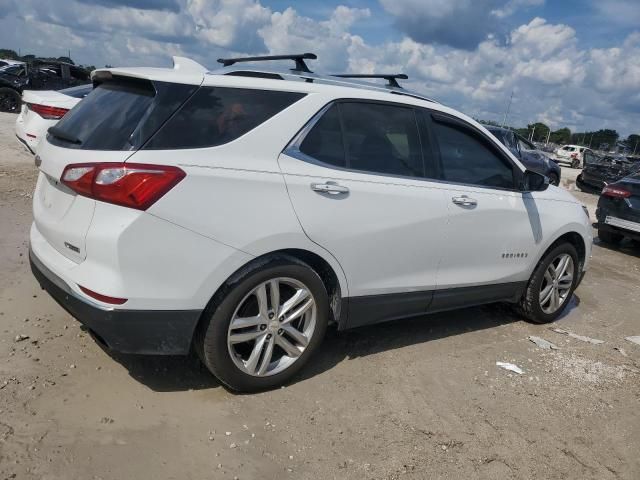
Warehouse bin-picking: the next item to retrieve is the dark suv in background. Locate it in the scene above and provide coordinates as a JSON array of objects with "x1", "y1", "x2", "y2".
[
  {"x1": 487, "y1": 126, "x2": 561, "y2": 185},
  {"x1": 0, "y1": 60, "x2": 91, "y2": 113}
]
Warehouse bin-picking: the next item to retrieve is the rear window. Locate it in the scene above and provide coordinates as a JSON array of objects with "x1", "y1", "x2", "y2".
[
  {"x1": 47, "y1": 78, "x2": 197, "y2": 150},
  {"x1": 144, "y1": 87, "x2": 305, "y2": 150},
  {"x1": 59, "y1": 84, "x2": 93, "y2": 98}
]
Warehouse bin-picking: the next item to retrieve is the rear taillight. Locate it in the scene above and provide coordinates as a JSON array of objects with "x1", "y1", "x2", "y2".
[
  {"x1": 570, "y1": 153, "x2": 577, "y2": 158},
  {"x1": 28, "y1": 103, "x2": 69, "y2": 120},
  {"x1": 602, "y1": 185, "x2": 632, "y2": 198},
  {"x1": 61, "y1": 162, "x2": 185, "y2": 210}
]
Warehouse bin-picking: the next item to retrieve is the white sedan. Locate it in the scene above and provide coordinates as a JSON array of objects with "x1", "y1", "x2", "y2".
[{"x1": 15, "y1": 84, "x2": 92, "y2": 153}]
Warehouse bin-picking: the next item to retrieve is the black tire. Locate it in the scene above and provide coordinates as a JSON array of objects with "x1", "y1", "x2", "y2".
[
  {"x1": 571, "y1": 157, "x2": 581, "y2": 169},
  {"x1": 0, "y1": 87, "x2": 21, "y2": 113},
  {"x1": 517, "y1": 242, "x2": 580, "y2": 324},
  {"x1": 196, "y1": 255, "x2": 329, "y2": 392},
  {"x1": 598, "y1": 228, "x2": 623, "y2": 245},
  {"x1": 548, "y1": 173, "x2": 559, "y2": 186}
]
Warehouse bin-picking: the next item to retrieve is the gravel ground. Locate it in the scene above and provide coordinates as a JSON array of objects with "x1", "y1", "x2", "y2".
[{"x1": 1, "y1": 111, "x2": 639, "y2": 479}]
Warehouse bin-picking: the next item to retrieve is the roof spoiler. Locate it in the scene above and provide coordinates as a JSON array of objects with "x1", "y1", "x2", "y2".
[{"x1": 172, "y1": 56, "x2": 207, "y2": 74}]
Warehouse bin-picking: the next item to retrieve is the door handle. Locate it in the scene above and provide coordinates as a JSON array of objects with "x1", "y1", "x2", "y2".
[
  {"x1": 310, "y1": 182, "x2": 349, "y2": 195},
  {"x1": 452, "y1": 195, "x2": 477, "y2": 207}
]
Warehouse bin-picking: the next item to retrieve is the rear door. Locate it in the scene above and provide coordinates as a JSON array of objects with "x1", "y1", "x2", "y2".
[
  {"x1": 280, "y1": 101, "x2": 449, "y2": 326},
  {"x1": 422, "y1": 111, "x2": 537, "y2": 304}
]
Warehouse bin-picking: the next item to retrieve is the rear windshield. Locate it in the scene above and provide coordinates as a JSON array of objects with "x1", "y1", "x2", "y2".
[
  {"x1": 59, "y1": 84, "x2": 93, "y2": 98},
  {"x1": 143, "y1": 87, "x2": 306, "y2": 150},
  {"x1": 49, "y1": 80, "x2": 155, "y2": 150}
]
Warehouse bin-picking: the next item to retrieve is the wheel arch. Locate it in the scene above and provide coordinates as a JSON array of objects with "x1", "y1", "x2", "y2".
[
  {"x1": 192, "y1": 248, "x2": 347, "y2": 353},
  {"x1": 534, "y1": 230, "x2": 587, "y2": 275}
]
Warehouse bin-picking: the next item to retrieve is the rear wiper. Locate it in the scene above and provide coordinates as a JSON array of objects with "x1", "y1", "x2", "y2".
[{"x1": 48, "y1": 126, "x2": 82, "y2": 145}]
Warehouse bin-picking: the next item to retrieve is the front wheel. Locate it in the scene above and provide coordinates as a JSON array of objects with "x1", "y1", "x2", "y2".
[
  {"x1": 548, "y1": 172, "x2": 559, "y2": 186},
  {"x1": 517, "y1": 243, "x2": 580, "y2": 324},
  {"x1": 196, "y1": 256, "x2": 329, "y2": 392},
  {"x1": 571, "y1": 157, "x2": 581, "y2": 169}
]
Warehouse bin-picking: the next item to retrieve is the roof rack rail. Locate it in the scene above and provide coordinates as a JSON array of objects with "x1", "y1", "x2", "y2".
[
  {"x1": 332, "y1": 74, "x2": 408, "y2": 89},
  {"x1": 217, "y1": 53, "x2": 317, "y2": 73}
]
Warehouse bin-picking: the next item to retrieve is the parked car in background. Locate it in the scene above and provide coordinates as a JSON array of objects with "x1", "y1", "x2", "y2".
[
  {"x1": 0, "y1": 60, "x2": 91, "y2": 113},
  {"x1": 555, "y1": 144, "x2": 591, "y2": 168},
  {"x1": 576, "y1": 151, "x2": 640, "y2": 192},
  {"x1": 486, "y1": 126, "x2": 561, "y2": 185},
  {"x1": 596, "y1": 172, "x2": 640, "y2": 244},
  {"x1": 15, "y1": 84, "x2": 92, "y2": 153},
  {"x1": 29, "y1": 54, "x2": 592, "y2": 392},
  {"x1": 0, "y1": 59, "x2": 25, "y2": 68}
]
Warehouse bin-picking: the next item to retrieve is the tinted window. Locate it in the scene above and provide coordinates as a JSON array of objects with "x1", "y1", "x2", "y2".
[
  {"x1": 299, "y1": 104, "x2": 345, "y2": 167},
  {"x1": 340, "y1": 102, "x2": 423, "y2": 177},
  {"x1": 47, "y1": 79, "x2": 197, "y2": 150},
  {"x1": 49, "y1": 80, "x2": 155, "y2": 150},
  {"x1": 60, "y1": 84, "x2": 93, "y2": 98},
  {"x1": 432, "y1": 119, "x2": 514, "y2": 189},
  {"x1": 2, "y1": 65, "x2": 25, "y2": 76},
  {"x1": 145, "y1": 87, "x2": 305, "y2": 149}
]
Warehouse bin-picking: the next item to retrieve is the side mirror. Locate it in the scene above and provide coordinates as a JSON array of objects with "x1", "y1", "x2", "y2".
[{"x1": 521, "y1": 170, "x2": 549, "y2": 192}]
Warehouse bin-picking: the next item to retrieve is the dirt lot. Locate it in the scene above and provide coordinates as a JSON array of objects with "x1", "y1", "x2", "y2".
[{"x1": 1, "y1": 111, "x2": 639, "y2": 480}]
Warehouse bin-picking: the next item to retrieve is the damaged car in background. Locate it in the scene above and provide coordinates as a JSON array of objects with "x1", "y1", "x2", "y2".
[
  {"x1": 596, "y1": 171, "x2": 640, "y2": 245},
  {"x1": 576, "y1": 150, "x2": 640, "y2": 192},
  {"x1": 15, "y1": 84, "x2": 92, "y2": 153},
  {"x1": 0, "y1": 60, "x2": 91, "y2": 113},
  {"x1": 486, "y1": 126, "x2": 561, "y2": 185}
]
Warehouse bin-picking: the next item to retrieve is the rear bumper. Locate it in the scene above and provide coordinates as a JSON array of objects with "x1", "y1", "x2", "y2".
[
  {"x1": 595, "y1": 221, "x2": 640, "y2": 241},
  {"x1": 30, "y1": 248, "x2": 202, "y2": 355}
]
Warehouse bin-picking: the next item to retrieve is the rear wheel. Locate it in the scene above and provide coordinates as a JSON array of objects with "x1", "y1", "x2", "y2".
[
  {"x1": 598, "y1": 228, "x2": 623, "y2": 245},
  {"x1": 197, "y1": 256, "x2": 329, "y2": 392},
  {"x1": 517, "y1": 243, "x2": 580, "y2": 324},
  {"x1": 0, "y1": 88, "x2": 21, "y2": 113},
  {"x1": 571, "y1": 157, "x2": 581, "y2": 169}
]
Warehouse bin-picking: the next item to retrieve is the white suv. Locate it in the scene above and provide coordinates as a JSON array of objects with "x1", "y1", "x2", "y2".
[
  {"x1": 555, "y1": 144, "x2": 590, "y2": 168},
  {"x1": 30, "y1": 54, "x2": 592, "y2": 392}
]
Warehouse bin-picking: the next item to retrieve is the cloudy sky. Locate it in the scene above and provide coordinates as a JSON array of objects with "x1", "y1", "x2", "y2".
[{"x1": 1, "y1": 0, "x2": 638, "y2": 136}]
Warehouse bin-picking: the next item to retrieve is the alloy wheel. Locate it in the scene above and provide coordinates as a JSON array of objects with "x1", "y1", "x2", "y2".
[
  {"x1": 227, "y1": 277, "x2": 317, "y2": 377},
  {"x1": 539, "y1": 253, "x2": 574, "y2": 314}
]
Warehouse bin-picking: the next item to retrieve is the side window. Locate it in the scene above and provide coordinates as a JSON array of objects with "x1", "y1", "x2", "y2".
[
  {"x1": 145, "y1": 87, "x2": 305, "y2": 149},
  {"x1": 431, "y1": 117, "x2": 514, "y2": 189},
  {"x1": 584, "y1": 151, "x2": 596, "y2": 165},
  {"x1": 339, "y1": 102, "x2": 424, "y2": 177},
  {"x1": 299, "y1": 104, "x2": 346, "y2": 168}
]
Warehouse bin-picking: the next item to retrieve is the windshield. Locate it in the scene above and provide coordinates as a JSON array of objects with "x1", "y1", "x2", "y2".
[
  {"x1": 0, "y1": 65, "x2": 25, "y2": 76},
  {"x1": 59, "y1": 84, "x2": 93, "y2": 98}
]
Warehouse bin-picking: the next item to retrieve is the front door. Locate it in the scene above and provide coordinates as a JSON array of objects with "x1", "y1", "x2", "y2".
[{"x1": 423, "y1": 112, "x2": 539, "y2": 308}]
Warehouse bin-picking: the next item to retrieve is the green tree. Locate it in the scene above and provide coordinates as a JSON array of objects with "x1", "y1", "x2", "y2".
[
  {"x1": 526, "y1": 122, "x2": 550, "y2": 142},
  {"x1": 0, "y1": 49, "x2": 19, "y2": 60},
  {"x1": 550, "y1": 127, "x2": 571, "y2": 144}
]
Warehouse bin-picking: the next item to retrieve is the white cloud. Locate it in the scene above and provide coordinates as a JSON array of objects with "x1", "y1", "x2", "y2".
[
  {"x1": 492, "y1": 0, "x2": 544, "y2": 18},
  {"x1": 0, "y1": 1, "x2": 637, "y2": 135}
]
